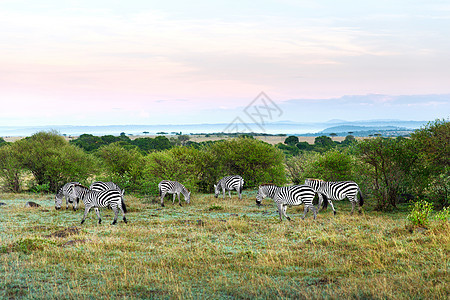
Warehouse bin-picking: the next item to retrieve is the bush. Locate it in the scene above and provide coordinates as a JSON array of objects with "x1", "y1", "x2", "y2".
[
  {"x1": 286, "y1": 149, "x2": 354, "y2": 184},
  {"x1": 96, "y1": 143, "x2": 144, "y2": 192},
  {"x1": 435, "y1": 206, "x2": 449, "y2": 222},
  {"x1": 13, "y1": 131, "x2": 97, "y2": 192},
  {"x1": 0, "y1": 145, "x2": 22, "y2": 192},
  {"x1": 206, "y1": 137, "x2": 286, "y2": 189},
  {"x1": 407, "y1": 200, "x2": 433, "y2": 227},
  {"x1": 141, "y1": 146, "x2": 205, "y2": 195}
]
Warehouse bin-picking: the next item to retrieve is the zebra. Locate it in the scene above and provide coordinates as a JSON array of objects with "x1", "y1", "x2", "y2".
[
  {"x1": 71, "y1": 184, "x2": 127, "y2": 225},
  {"x1": 257, "y1": 184, "x2": 317, "y2": 221},
  {"x1": 255, "y1": 184, "x2": 282, "y2": 206},
  {"x1": 304, "y1": 179, "x2": 364, "y2": 215},
  {"x1": 214, "y1": 175, "x2": 244, "y2": 200},
  {"x1": 55, "y1": 182, "x2": 81, "y2": 210},
  {"x1": 90, "y1": 181, "x2": 122, "y2": 193},
  {"x1": 158, "y1": 180, "x2": 191, "y2": 207}
]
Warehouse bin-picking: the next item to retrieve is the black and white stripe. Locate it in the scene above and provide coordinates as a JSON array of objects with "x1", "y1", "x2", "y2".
[
  {"x1": 158, "y1": 180, "x2": 191, "y2": 207},
  {"x1": 257, "y1": 185, "x2": 317, "y2": 221},
  {"x1": 71, "y1": 184, "x2": 127, "y2": 225},
  {"x1": 90, "y1": 181, "x2": 122, "y2": 193},
  {"x1": 304, "y1": 179, "x2": 364, "y2": 215},
  {"x1": 55, "y1": 182, "x2": 80, "y2": 210},
  {"x1": 214, "y1": 175, "x2": 244, "y2": 200},
  {"x1": 255, "y1": 184, "x2": 282, "y2": 206}
]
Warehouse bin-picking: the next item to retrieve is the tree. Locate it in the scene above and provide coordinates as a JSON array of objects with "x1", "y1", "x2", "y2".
[
  {"x1": 14, "y1": 131, "x2": 96, "y2": 192},
  {"x1": 410, "y1": 119, "x2": 450, "y2": 208},
  {"x1": 284, "y1": 136, "x2": 299, "y2": 146},
  {"x1": 0, "y1": 145, "x2": 22, "y2": 192},
  {"x1": 96, "y1": 143, "x2": 144, "y2": 191},
  {"x1": 178, "y1": 135, "x2": 190, "y2": 146},
  {"x1": 356, "y1": 137, "x2": 418, "y2": 210}
]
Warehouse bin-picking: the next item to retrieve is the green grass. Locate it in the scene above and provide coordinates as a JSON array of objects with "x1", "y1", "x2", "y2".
[{"x1": 0, "y1": 192, "x2": 448, "y2": 299}]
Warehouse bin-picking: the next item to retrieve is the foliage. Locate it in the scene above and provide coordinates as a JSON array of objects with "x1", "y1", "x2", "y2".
[
  {"x1": 0, "y1": 145, "x2": 22, "y2": 192},
  {"x1": 407, "y1": 199, "x2": 434, "y2": 227},
  {"x1": 141, "y1": 146, "x2": 205, "y2": 194},
  {"x1": 284, "y1": 135, "x2": 299, "y2": 145},
  {"x1": 13, "y1": 131, "x2": 96, "y2": 192},
  {"x1": 410, "y1": 119, "x2": 450, "y2": 208},
  {"x1": 434, "y1": 206, "x2": 449, "y2": 222},
  {"x1": 314, "y1": 135, "x2": 336, "y2": 152},
  {"x1": 356, "y1": 137, "x2": 419, "y2": 211},
  {"x1": 206, "y1": 137, "x2": 286, "y2": 189},
  {"x1": 0, "y1": 137, "x2": 7, "y2": 147},
  {"x1": 95, "y1": 143, "x2": 145, "y2": 192},
  {"x1": 286, "y1": 149, "x2": 354, "y2": 184}
]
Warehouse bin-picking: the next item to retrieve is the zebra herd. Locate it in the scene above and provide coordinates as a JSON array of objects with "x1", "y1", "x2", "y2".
[{"x1": 55, "y1": 175, "x2": 363, "y2": 224}]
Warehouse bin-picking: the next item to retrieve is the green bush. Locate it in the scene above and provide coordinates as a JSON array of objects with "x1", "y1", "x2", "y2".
[
  {"x1": 435, "y1": 206, "x2": 449, "y2": 222},
  {"x1": 407, "y1": 200, "x2": 433, "y2": 227},
  {"x1": 96, "y1": 143, "x2": 145, "y2": 192},
  {"x1": 0, "y1": 145, "x2": 22, "y2": 192},
  {"x1": 141, "y1": 146, "x2": 205, "y2": 195},
  {"x1": 206, "y1": 137, "x2": 286, "y2": 188},
  {"x1": 13, "y1": 131, "x2": 97, "y2": 192},
  {"x1": 286, "y1": 149, "x2": 354, "y2": 184}
]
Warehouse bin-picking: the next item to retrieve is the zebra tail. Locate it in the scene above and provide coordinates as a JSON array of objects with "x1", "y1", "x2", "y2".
[
  {"x1": 358, "y1": 189, "x2": 364, "y2": 207},
  {"x1": 122, "y1": 197, "x2": 128, "y2": 213},
  {"x1": 322, "y1": 194, "x2": 328, "y2": 209}
]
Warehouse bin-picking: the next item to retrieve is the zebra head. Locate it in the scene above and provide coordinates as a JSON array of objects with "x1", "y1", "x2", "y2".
[
  {"x1": 214, "y1": 184, "x2": 219, "y2": 198},
  {"x1": 255, "y1": 186, "x2": 267, "y2": 207},
  {"x1": 55, "y1": 190, "x2": 63, "y2": 210},
  {"x1": 186, "y1": 191, "x2": 191, "y2": 204}
]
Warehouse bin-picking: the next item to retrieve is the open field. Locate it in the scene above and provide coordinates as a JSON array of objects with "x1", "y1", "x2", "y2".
[{"x1": 0, "y1": 192, "x2": 448, "y2": 299}]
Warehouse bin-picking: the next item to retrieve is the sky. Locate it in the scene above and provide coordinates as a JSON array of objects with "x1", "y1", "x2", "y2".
[{"x1": 0, "y1": 0, "x2": 449, "y2": 127}]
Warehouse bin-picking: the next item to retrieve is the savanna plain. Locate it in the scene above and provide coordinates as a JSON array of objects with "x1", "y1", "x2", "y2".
[{"x1": 0, "y1": 191, "x2": 448, "y2": 299}]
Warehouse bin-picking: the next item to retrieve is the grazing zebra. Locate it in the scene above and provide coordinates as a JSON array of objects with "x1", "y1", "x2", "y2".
[
  {"x1": 214, "y1": 175, "x2": 244, "y2": 200},
  {"x1": 304, "y1": 179, "x2": 364, "y2": 215},
  {"x1": 71, "y1": 184, "x2": 127, "y2": 225},
  {"x1": 257, "y1": 185, "x2": 317, "y2": 221},
  {"x1": 90, "y1": 181, "x2": 122, "y2": 192},
  {"x1": 55, "y1": 182, "x2": 80, "y2": 210},
  {"x1": 255, "y1": 184, "x2": 282, "y2": 206},
  {"x1": 158, "y1": 180, "x2": 191, "y2": 207}
]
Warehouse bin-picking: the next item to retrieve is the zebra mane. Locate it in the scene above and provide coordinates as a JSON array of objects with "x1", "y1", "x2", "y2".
[
  {"x1": 307, "y1": 178, "x2": 324, "y2": 182},
  {"x1": 73, "y1": 183, "x2": 90, "y2": 190},
  {"x1": 259, "y1": 183, "x2": 277, "y2": 187}
]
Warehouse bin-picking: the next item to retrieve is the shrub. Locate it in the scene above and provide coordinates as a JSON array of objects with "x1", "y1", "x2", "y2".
[
  {"x1": 0, "y1": 145, "x2": 22, "y2": 192},
  {"x1": 13, "y1": 131, "x2": 97, "y2": 192},
  {"x1": 96, "y1": 143, "x2": 144, "y2": 192},
  {"x1": 435, "y1": 206, "x2": 449, "y2": 222},
  {"x1": 206, "y1": 137, "x2": 286, "y2": 189},
  {"x1": 407, "y1": 200, "x2": 433, "y2": 227}
]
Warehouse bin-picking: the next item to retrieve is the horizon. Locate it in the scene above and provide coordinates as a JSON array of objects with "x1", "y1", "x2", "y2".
[{"x1": 1, "y1": 1, "x2": 449, "y2": 126}]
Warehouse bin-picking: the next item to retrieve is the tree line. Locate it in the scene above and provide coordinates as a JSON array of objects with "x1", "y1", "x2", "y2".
[{"x1": 0, "y1": 119, "x2": 448, "y2": 211}]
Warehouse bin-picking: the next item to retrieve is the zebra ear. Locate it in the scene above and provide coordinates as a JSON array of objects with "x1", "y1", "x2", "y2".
[
  {"x1": 121, "y1": 190, "x2": 125, "y2": 196},
  {"x1": 214, "y1": 184, "x2": 217, "y2": 189}
]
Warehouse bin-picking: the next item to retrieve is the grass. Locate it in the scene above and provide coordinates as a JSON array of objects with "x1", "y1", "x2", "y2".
[{"x1": 0, "y1": 192, "x2": 448, "y2": 299}]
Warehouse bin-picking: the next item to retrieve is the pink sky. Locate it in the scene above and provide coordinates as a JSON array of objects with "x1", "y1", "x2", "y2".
[{"x1": 1, "y1": 1, "x2": 449, "y2": 126}]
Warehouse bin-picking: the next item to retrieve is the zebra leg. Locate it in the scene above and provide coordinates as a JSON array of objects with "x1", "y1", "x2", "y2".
[
  {"x1": 222, "y1": 188, "x2": 226, "y2": 199},
  {"x1": 283, "y1": 205, "x2": 291, "y2": 221},
  {"x1": 81, "y1": 206, "x2": 92, "y2": 224},
  {"x1": 350, "y1": 200, "x2": 356, "y2": 215},
  {"x1": 311, "y1": 205, "x2": 317, "y2": 220},
  {"x1": 172, "y1": 193, "x2": 176, "y2": 204},
  {"x1": 111, "y1": 206, "x2": 119, "y2": 225},
  {"x1": 94, "y1": 208, "x2": 102, "y2": 224},
  {"x1": 318, "y1": 194, "x2": 323, "y2": 211},
  {"x1": 276, "y1": 203, "x2": 285, "y2": 221},
  {"x1": 228, "y1": 190, "x2": 232, "y2": 199},
  {"x1": 238, "y1": 187, "x2": 242, "y2": 200},
  {"x1": 160, "y1": 192, "x2": 166, "y2": 207},
  {"x1": 329, "y1": 200, "x2": 336, "y2": 215},
  {"x1": 302, "y1": 206, "x2": 309, "y2": 219},
  {"x1": 65, "y1": 196, "x2": 69, "y2": 210},
  {"x1": 178, "y1": 193, "x2": 182, "y2": 206}
]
